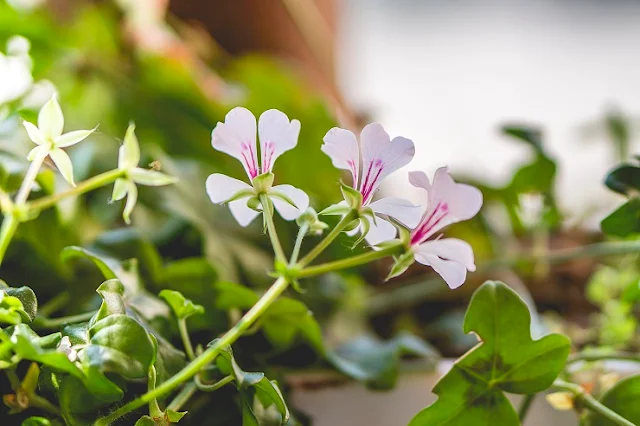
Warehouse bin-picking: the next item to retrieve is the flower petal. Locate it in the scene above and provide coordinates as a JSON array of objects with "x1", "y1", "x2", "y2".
[
  {"x1": 211, "y1": 107, "x2": 259, "y2": 179},
  {"x1": 55, "y1": 127, "x2": 96, "y2": 148},
  {"x1": 359, "y1": 123, "x2": 415, "y2": 204},
  {"x1": 123, "y1": 181, "x2": 138, "y2": 224},
  {"x1": 228, "y1": 197, "x2": 260, "y2": 227},
  {"x1": 119, "y1": 124, "x2": 140, "y2": 170},
  {"x1": 413, "y1": 238, "x2": 476, "y2": 289},
  {"x1": 363, "y1": 216, "x2": 397, "y2": 246},
  {"x1": 430, "y1": 167, "x2": 483, "y2": 222},
  {"x1": 129, "y1": 168, "x2": 178, "y2": 186},
  {"x1": 38, "y1": 95, "x2": 64, "y2": 139},
  {"x1": 258, "y1": 109, "x2": 301, "y2": 173},
  {"x1": 49, "y1": 148, "x2": 75, "y2": 186},
  {"x1": 270, "y1": 184, "x2": 309, "y2": 221},
  {"x1": 369, "y1": 196, "x2": 423, "y2": 228},
  {"x1": 23, "y1": 121, "x2": 46, "y2": 145},
  {"x1": 27, "y1": 145, "x2": 46, "y2": 161},
  {"x1": 321, "y1": 127, "x2": 359, "y2": 188},
  {"x1": 205, "y1": 173, "x2": 253, "y2": 204},
  {"x1": 111, "y1": 178, "x2": 128, "y2": 201}
]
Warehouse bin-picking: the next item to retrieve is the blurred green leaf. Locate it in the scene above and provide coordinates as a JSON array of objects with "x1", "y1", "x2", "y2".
[
  {"x1": 605, "y1": 165, "x2": 640, "y2": 196},
  {"x1": 501, "y1": 125, "x2": 544, "y2": 152},
  {"x1": 409, "y1": 281, "x2": 570, "y2": 426},
  {"x1": 329, "y1": 333, "x2": 437, "y2": 390},
  {"x1": 601, "y1": 198, "x2": 640, "y2": 237},
  {"x1": 262, "y1": 298, "x2": 324, "y2": 354}
]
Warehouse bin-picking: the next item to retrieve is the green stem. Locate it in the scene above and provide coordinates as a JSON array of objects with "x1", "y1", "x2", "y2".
[
  {"x1": 166, "y1": 381, "x2": 198, "y2": 412},
  {"x1": 93, "y1": 277, "x2": 290, "y2": 426},
  {"x1": 259, "y1": 194, "x2": 286, "y2": 264},
  {"x1": 29, "y1": 394, "x2": 62, "y2": 417},
  {"x1": 194, "y1": 374, "x2": 234, "y2": 392},
  {"x1": 297, "y1": 243, "x2": 403, "y2": 278},
  {"x1": 553, "y1": 380, "x2": 635, "y2": 426},
  {"x1": 178, "y1": 318, "x2": 196, "y2": 361},
  {"x1": 37, "y1": 292, "x2": 70, "y2": 317},
  {"x1": 148, "y1": 366, "x2": 162, "y2": 418},
  {"x1": 0, "y1": 149, "x2": 48, "y2": 265},
  {"x1": 567, "y1": 351, "x2": 640, "y2": 365},
  {"x1": 518, "y1": 393, "x2": 536, "y2": 422},
  {"x1": 32, "y1": 311, "x2": 96, "y2": 330},
  {"x1": 298, "y1": 210, "x2": 358, "y2": 267},
  {"x1": 26, "y1": 168, "x2": 125, "y2": 213},
  {"x1": 289, "y1": 223, "x2": 308, "y2": 265}
]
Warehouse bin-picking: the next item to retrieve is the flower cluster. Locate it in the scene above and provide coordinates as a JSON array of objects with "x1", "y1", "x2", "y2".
[{"x1": 207, "y1": 107, "x2": 483, "y2": 289}]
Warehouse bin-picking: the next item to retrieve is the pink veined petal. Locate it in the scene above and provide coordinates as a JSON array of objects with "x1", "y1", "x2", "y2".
[
  {"x1": 228, "y1": 197, "x2": 260, "y2": 227},
  {"x1": 270, "y1": 184, "x2": 309, "y2": 221},
  {"x1": 414, "y1": 252, "x2": 468, "y2": 289},
  {"x1": 363, "y1": 215, "x2": 397, "y2": 246},
  {"x1": 205, "y1": 173, "x2": 253, "y2": 204},
  {"x1": 410, "y1": 167, "x2": 483, "y2": 244},
  {"x1": 369, "y1": 196, "x2": 423, "y2": 229},
  {"x1": 211, "y1": 107, "x2": 259, "y2": 179},
  {"x1": 258, "y1": 109, "x2": 301, "y2": 173},
  {"x1": 359, "y1": 123, "x2": 415, "y2": 204},
  {"x1": 321, "y1": 127, "x2": 360, "y2": 188}
]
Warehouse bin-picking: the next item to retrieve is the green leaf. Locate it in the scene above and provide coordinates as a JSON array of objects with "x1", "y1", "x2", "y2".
[
  {"x1": 92, "y1": 279, "x2": 126, "y2": 325},
  {"x1": 159, "y1": 289, "x2": 204, "y2": 320},
  {"x1": 0, "y1": 288, "x2": 35, "y2": 325},
  {"x1": 214, "y1": 282, "x2": 259, "y2": 311},
  {"x1": 588, "y1": 375, "x2": 640, "y2": 426},
  {"x1": 60, "y1": 246, "x2": 118, "y2": 281},
  {"x1": 604, "y1": 164, "x2": 640, "y2": 196},
  {"x1": 214, "y1": 345, "x2": 290, "y2": 424},
  {"x1": 409, "y1": 281, "x2": 571, "y2": 426},
  {"x1": 22, "y1": 417, "x2": 59, "y2": 426},
  {"x1": 83, "y1": 314, "x2": 155, "y2": 379},
  {"x1": 4, "y1": 286, "x2": 37, "y2": 322},
  {"x1": 501, "y1": 125, "x2": 544, "y2": 152},
  {"x1": 329, "y1": 333, "x2": 438, "y2": 390},
  {"x1": 262, "y1": 297, "x2": 325, "y2": 354},
  {"x1": 601, "y1": 198, "x2": 640, "y2": 237},
  {"x1": 134, "y1": 417, "x2": 156, "y2": 426},
  {"x1": 166, "y1": 410, "x2": 187, "y2": 422}
]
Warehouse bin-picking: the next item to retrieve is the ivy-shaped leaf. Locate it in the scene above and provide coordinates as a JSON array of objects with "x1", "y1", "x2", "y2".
[
  {"x1": 0, "y1": 285, "x2": 37, "y2": 324},
  {"x1": 212, "y1": 344, "x2": 290, "y2": 425},
  {"x1": 588, "y1": 375, "x2": 640, "y2": 426},
  {"x1": 159, "y1": 290, "x2": 204, "y2": 320},
  {"x1": 409, "y1": 281, "x2": 571, "y2": 426},
  {"x1": 328, "y1": 333, "x2": 438, "y2": 390}
]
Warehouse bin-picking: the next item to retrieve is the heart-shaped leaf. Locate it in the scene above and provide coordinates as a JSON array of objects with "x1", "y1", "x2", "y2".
[
  {"x1": 409, "y1": 281, "x2": 571, "y2": 426},
  {"x1": 159, "y1": 289, "x2": 204, "y2": 320}
]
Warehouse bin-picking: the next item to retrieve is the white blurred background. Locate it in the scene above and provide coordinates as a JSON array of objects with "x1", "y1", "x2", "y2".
[{"x1": 337, "y1": 0, "x2": 640, "y2": 226}]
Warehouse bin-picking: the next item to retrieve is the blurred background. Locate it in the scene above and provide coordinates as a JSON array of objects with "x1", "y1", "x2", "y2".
[{"x1": 1, "y1": 1, "x2": 640, "y2": 425}]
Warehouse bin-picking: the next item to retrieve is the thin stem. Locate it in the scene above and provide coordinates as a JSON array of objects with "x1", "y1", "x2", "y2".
[
  {"x1": 37, "y1": 292, "x2": 70, "y2": 317},
  {"x1": 166, "y1": 381, "x2": 198, "y2": 412},
  {"x1": 29, "y1": 394, "x2": 62, "y2": 417},
  {"x1": 26, "y1": 168, "x2": 125, "y2": 213},
  {"x1": 518, "y1": 393, "x2": 536, "y2": 422},
  {"x1": 553, "y1": 379, "x2": 635, "y2": 426},
  {"x1": 298, "y1": 210, "x2": 358, "y2": 267},
  {"x1": 567, "y1": 351, "x2": 640, "y2": 365},
  {"x1": 93, "y1": 277, "x2": 290, "y2": 426},
  {"x1": 194, "y1": 374, "x2": 234, "y2": 392},
  {"x1": 259, "y1": 194, "x2": 286, "y2": 264},
  {"x1": 178, "y1": 319, "x2": 196, "y2": 361},
  {"x1": 297, "y1": 243, "x2": 403, "y2": 278},
  {"x1": 0, "y1": 149, "x2": 48, "y2": 265},
  {"x1": 289, "y1": 224, "x2": 308, "y2": 265},
  {"x1": 32, "y1": 311, "x2": 96, "y2": 330}
]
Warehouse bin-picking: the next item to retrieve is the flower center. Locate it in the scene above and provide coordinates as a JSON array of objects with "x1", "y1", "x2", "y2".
[{"x1": 410, "y1": 201, "x2": 449, "y2": 245}]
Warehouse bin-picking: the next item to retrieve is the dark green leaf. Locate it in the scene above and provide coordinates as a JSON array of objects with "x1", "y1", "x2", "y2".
[
  {"x1": 4, "y1": 286, "x2": 37, "y2": 322},
  {"x1": 159, "y1": 289, "x2": 204, "y2": 320},
  {"x1": 501, "y1": 125, "x2": 544, "y2": 152},
  {"x1": 91, "y1": 279, "x2": 126, "y2": 325},
  {"x1": 605, "y1": 165, "x2": 640, "y2": 196},
  {"x1": 588, "y1": 375, "x2": 640, "y2": 426},
  {"x1": 409, "y1": 281, "x2": 571, "y2": 426},
  {"x1": 329, "y1": 333, "x2": 438, "y2": 390},
  {"x1": 601, "y1": 198, "x2": 640, "y2": 237}
]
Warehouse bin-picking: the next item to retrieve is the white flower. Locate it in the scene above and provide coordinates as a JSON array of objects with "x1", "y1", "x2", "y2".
[
  {"x1": 321, "y1": 123, "x2": 422, "y2": 246},
  {"x1": 57, "y1": 336, "x2": 78, "y2": 362},
  {"x1": 205, "y1": 107, "x2": 309, "y2": 226},
  {"x1": 22, "y1": 95, "x2": 95, "y2": 186},
  {"x1": 0, "y1": 36, "x2": 33, "y2": 105},
  {"x1": 408, "y1": 167, "x2": 483, "y2": 289},
  {"x1": 111, "y1": 124, "x2": 178, "y2": 224}
]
